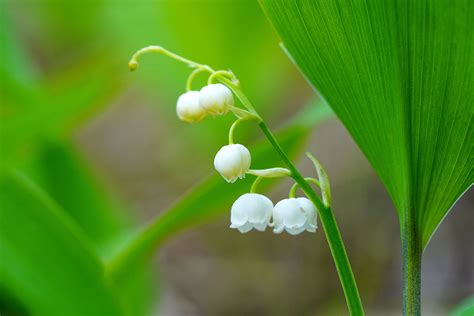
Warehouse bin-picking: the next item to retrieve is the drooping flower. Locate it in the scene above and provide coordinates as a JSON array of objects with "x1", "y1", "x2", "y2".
[
  {"x1": 199, "y1": 83, "x2": 234, "y2": 115},
  {"x1": 230, "y1": 193, "x2": 273, "y2": 233},
  {"x1": 273, "y1": 197, "x2": 317, "y2": 235},
  {"x1": 214, "y1": 144, "x2": 251, "y2": 183},
  {"x1": 176, "y1": 91, "x2": 206, "y2": 123}
]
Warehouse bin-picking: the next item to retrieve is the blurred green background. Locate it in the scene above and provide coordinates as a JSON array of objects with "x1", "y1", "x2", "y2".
[{"x1": 1, "y1": 0, "x2": 472, "y2": 315}]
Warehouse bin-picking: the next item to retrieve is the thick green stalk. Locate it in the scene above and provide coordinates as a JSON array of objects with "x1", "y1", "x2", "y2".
[
  {"x1": 402, "y1": 208, "x2": 422, "y2": 316},
  {"x1": 259, "y1": 122, "x2": 364, "y2": 316}
]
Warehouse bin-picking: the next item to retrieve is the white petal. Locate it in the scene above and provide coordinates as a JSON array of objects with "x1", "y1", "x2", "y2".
[
  {"x1": 273, "y1": 225, "x2": 285, "y2": 234},
  {"x1": 230, "y1": 195, "x2": 250, "y2": 226},
  {"x1": 230, "y1": 193, "x2": 273, "y2": 233},
  {"x1": 214, "y1": 144, "x2": 251, "y2": 182},
  {"x1": 199, "y1": 84, "x2": 234, "y2": 115},
  {"x1": 305, "y1": 224, "x2": 317, "y2": 233},
  {"x1": 236, "y1": 222, "x2": 253, "y2": 233},
  {"x1": 296, "y1": 197, "x2": 317, "y2": 228},
  {"x1": 274, "y1": 199, "x2": 306, "y2": 228},
  {"x1": 272, "y1": 201, "x2": 287, "y2": 228},
  {"x1": 253, "y1": 222, "x2": 267, "y2": 232},
  {"x1": 246, "y1": 195, "x2": 273, "y2": 223},
  {"x1": 286, "y1": 226, "x2": 305, "y2": 235},
  {"x1": 176, "y1": 91, "x2": 206, "y2": 122}
]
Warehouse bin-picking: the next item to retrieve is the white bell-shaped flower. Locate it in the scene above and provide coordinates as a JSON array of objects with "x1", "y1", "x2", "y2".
[
  {"x1": 273, "y1": 198, "x2": 317, "y2": 235},
  {"x1": 199, "y1": 83, "x2": 234, "y2": 115},
  {"x1": 214, "y1": 144, "x2": 251, "y2": 183},
  {"x1": 230, "y1": 193, "x2": 273, "y2": 233},
  {"x1": 176, "y1": 91, "x2": 206, "y2": 123}
]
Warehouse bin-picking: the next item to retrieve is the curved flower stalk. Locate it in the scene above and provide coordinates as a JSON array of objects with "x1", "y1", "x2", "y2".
[{"x1": 128, "y1": 46, "x2": 365, "y2": 315}]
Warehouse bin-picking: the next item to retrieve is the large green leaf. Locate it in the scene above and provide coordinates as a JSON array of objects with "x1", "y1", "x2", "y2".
[
  {"x1": 0, "y1": 171, "x2": 122, "y2": 315},
  {"x1": 260, "y1": 0, "x2": 473, "y2": 248}
]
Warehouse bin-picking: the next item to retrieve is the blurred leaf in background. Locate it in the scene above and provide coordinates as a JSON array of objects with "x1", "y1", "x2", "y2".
[
  {"x1": 0, "y1": 171, "x2": 122, "y2": 316},
  {"x1": 450, "y1": 296, "x2": 474, "y2": 316}
]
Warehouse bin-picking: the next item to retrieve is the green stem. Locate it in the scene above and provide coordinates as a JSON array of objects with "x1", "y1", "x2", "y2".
[
  {"x1": 402, "y1": 209, "x2": 422, "y2": 316},
  {"x1": 222, "y1": 72, "x2": 363, "y2": 314},
  {"x1": 128, "y1": 45, "x2": 214, "y2": 72},
  {"x1": 228, "y1": 119, "x2": 243, "y2": 144},
  {"x1": 186, "y1": 68, "x2": 208, "y2": 91},
  {"x1": 289, "y1": 177, "x2": 320, "y2": 198},
  {"x1": 218, "y1": 77, "x2": 259, "y2": 116},
  {"x1": 259, "y1": 122, "x2": 364, "y2": 316},
  {"x1": 250, "y1": 176, "x2": 263, "y2": 193},
  {"x1": 208, "y1": 70, "x2": 234, "y2": 85}
]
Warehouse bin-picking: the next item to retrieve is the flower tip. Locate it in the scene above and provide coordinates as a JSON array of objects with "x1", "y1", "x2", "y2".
[{"x1": 128, "y1": 60, "x2": 138, "y2": 71}]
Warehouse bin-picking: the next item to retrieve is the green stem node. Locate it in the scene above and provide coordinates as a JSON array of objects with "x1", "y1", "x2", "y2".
[
  {"x1": 289, "y1": 177, "x2": 320, "y2": 198},
  {"x1": 208, "y1": 70, "x2": 235, "y2": 85}
]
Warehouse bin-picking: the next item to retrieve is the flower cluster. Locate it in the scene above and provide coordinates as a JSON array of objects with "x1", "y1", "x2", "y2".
[
  {"x1": 176, "y1": 83, "x2": 233, "y2": 123},
  {"x1": 128, "y1": 46, "x2": 332, "y2": 236},
  {"x1": 175, "y1": 81, "x2": 319, "y2": 235},
  {"x1": 230, "y1": 194, "x2": 317, "y2": 234},
  {"x1": 177, "y1": 84, "x2": 321, "y2": 235}
]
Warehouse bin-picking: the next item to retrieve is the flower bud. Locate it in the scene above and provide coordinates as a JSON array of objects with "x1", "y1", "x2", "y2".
[
  {"x1": 176, "y1": 91, "x2": 206, "y2": 123},
  {"x1": 230, "y1": 193, "x2": 273, "y2": 233},
  {"x1": 273, "y1": 198, "x2": 317, "y2": 235},
  {"x1": 199, "y1": 83, "x2": 234, "y2": 115},
  {"x1": 214, "y1": 144, "x2": 251, "y2": 183}
]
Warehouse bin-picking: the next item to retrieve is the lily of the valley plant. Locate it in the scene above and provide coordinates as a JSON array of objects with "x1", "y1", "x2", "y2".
[{"x1": 129, "y1": 46, "x2": 364, "y2": 315}]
